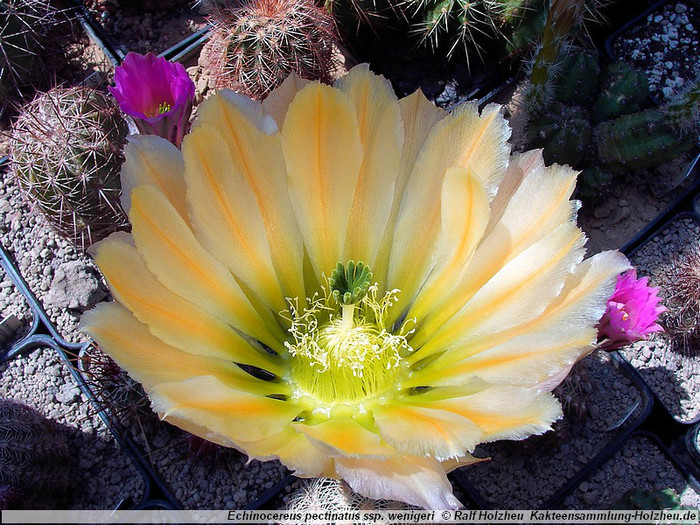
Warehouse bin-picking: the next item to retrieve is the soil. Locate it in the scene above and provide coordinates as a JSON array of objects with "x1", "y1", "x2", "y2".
[
  {"x1": 461, "y1": 351, "x2": 647, "y2": 509},
  {"x1": 563, "y1": 435, "x2": 700, "y2": 509},
  {"x1": 83, "y1": 1, "x2": 208, "y2": 56},
  {"x1": 622, "y1": 216, "x2": 700, "y2": 423},
  {"x1": 611, "y1": 0, "x2": 700, "y2": 102}
]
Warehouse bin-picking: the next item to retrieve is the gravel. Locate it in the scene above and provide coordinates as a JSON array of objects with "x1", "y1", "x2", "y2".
[
  {"x1": 612, "y1": 1, "x2": 700, "y2": 101},
  {"x1": 563, "y1": 435, "x2": 700, "y2": 509},
  {"x1": 622, "y1": 217, "x2": 700, "y2": 423},
  {"x1": 0, "y1": 347, "x2": 145, "y2": 508},
  {"x1": 461, "y1": 351, "x2": 646, "y2": 509}
]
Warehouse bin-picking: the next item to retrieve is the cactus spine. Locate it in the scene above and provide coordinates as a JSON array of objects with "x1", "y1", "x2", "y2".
[
  {"x1": 527, "y1": 103, "x2": 592, "y2": 167},
  {"x1": 201, "y1": 0, "x2": 339, "y2": 100},
  {"x1": 595, "y1": 109, "x2": 694, "y2": 171},
  {"x1": 0, "y1": 398, "x2": 74, "y2": 509},
  {"x1": 10, "y1": 86, "x2": 130, "y2": 251},
  {"x1": 593, "y1": 62, "x2": 648, "y2": 122}
]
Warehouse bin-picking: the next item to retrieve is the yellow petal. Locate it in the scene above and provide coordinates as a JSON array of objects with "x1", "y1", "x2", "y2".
[
  {"x1": 151, "y1": 376, "x2": 302, "y2": 443},
  {"x1": 408, "y1": 250, "x2": 630, "y2": 388},
  {"x1": 182, "y1": 124, "x2": 287, "y2": 313},
  {"x1": 407, "y1": 167, "x2": 490, "y2": 322},
  {"x1": 387, "y1": 103, "x2": 510, "y2": 319},
  {"x1": 129, "y1": 184, "x2": 285, "y2": 346},
  {"x1": 484, "y1": 149, "x2": 545, "y2": 237},
  {"x1": 412, "y1": 222, "x2": 586, "y2": 361},
  {"x1": 189, "y1": 91, "x2": 307, "y2": 302},
  {"x1": 373, "y1": 403, "x2": 482, "y2": 460},
  {"x1": 294, "y1": 416, "x2": 394, "y2": 458},
  {"x1": 334, "y1": 455, "x2": 461, "y2": 509},
  {"x1": 81, "y1": 302, "x2": 283, "y2": 397},
  {"x1": 261, "y1": 73, "x2": 312, "y2": 129},
  {"x1": 373, "y1": 89, "x2": 447, "y2": 287},
  {"x1": 335, "y1": 65, "x2": 403, "y2": 269},
  {"x1": 407, "y1": 386, "x2": 563, "y2": 443},
  {"x1": 281, "y1": 81, "x2": 363, "y2": 280},
  {"x1": 90, "y1": 232, "x2": 284, "y2": 374},
  {"x1": 120, "y1": 135, "x2": 188, "y2": 220},
  {"x1": 411, "y1": 160, "x2": 579, "y2": 348},
  {"x1": 240, "y1": 426, "x2": 334, "y2": 477}
]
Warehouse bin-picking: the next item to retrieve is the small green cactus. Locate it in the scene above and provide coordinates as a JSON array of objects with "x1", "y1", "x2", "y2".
[
  {"x1": 593, "y1": 62, "x2": 649, "y2": 122},
  {"x1": 0, "y1": 0, "x2": 50, "y2": 112},
  {"x1": 663, "y1": 78, "x2": 700, "y2": 137},
  {"x1": 527, "y1": 103, "x2": 592, "y2": 167},
  {"x1": 201, "y1": 0, "x2": 339, "y2": 100},
  {"x1": 576, "y1": 166, "x2": 612, "y2": 200},
  {"x1": 554, "y1": 51, "x2": 600, "y2": 106},
  {"x1": 595, "y1": 109, "x2": 694, "y2": 172},
  {"x1": 10, "y1": 86, "x2": 130, "y2": 251},
  {"x1": 611, "y1": 488, "x2": 695, "y2": 513},
  {"x1": 0, "y1": 398, "x2": 74, "y2": 509}
]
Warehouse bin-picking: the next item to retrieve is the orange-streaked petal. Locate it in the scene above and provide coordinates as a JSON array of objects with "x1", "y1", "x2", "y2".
[
  {"x1": 281, "y1": 81, "x2": 363, "y2": 280},
  {"x1": 387, "y1": 103, "x2": 510, "y2": 319},
  {"x1": 81, "y1": 302, "x2": 283, "y2": 397},
  {"x1": 90, "y1": 232, "x2": 284, "y2": 374},
  {"x1": 405, "y1": 386, "x2": 563, "y2": 444},
  {"x1": 335, "y1": 65, "x2": 403, "y2": 269},
  {"x1": 373, "y1": 403, "x2": 482, "y2": 461},
  {"x1": 262, "y1": 73, "x2": 312, "y2": 128},
  {"x1": 151, "y1": 376, "x2": 303, "y2": 443},
  {"x1": 240, "y1": 426, "x2": 333, "y2": 477},
  {"x1": 412, "y1": 222, "x2": 586, "y2": 361},
  {"x1": 183, "y1": 124, "x2": 287, "y2": 313},
  {"x1": 411, "y1": 161, "x2": 580, "y2": 348},
  {"x1": 294, "y1": 416, "x2": 394, "y2": 458},
  {"x1": 407, "y1": 167, "x2": 490, "y2": 322},
  {"x1": 408, "y1": 250, "x2": 630, "y2": 388},
  {"x1": 129, "y1": 184, "x2": 285, "y2": 345},
  {"x1": 192, "y1": 92, "x2": 308, "y2": 302},
  {"x1": 120, "y1": 135, "x2": 188, "y2": 220}
]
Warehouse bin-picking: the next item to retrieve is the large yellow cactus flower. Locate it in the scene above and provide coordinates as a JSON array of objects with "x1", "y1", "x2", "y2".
[{"x1": 82, "y1": 65, "x2": 628, "y2": 509}]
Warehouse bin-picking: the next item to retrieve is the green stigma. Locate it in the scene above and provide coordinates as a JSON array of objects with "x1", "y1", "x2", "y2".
[
  {"x1": 330, "y1": 260, "x2": 372, "y2": 306},
  {"x1": 284, "y1": 267, "x2": 412, "y2": 408},
  {"x1": 157, "y1": 101, "x2": 172, "y2": 115}
]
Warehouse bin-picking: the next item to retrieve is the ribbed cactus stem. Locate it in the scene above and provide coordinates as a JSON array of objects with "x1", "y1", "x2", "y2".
[
  {"x1": 10, "y1": 86, "x2": 130, "y2": 251},
  {"x1": 663, "y1": 78, "x2": 700, "y2": 136},
  {"x1": 201, "y1": 0, "x2": 338, "y2": 100},
  {"x1": 526, "y1": 0, "x2": 587, "y2": 113},
  {"x1": 0, "y1": 399, "x2": 74, "y2": 509}
]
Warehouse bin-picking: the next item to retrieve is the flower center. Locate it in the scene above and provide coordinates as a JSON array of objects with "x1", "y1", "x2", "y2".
[
  {"x1": 157, "y1": 101, "x2": 172, "y2": 115},
  {"x1": 284, "y1": 262, "x2": 413, "y2": 407}
]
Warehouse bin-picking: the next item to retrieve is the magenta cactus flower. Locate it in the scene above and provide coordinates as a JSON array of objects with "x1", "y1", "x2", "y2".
[
  {"x1": 109, "y1": 52, "x2": 195, "y2": 148},
  {"x1": 597, "y1": 270, "x2": 666, "y2": 350}
]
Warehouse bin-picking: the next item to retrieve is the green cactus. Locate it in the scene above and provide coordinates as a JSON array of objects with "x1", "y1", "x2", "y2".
[
  {"x1": 663, "y1": 78, "x2": 700, "y2": 137},
  {"x1": 611, "y1": 488, "x2": 695, "y2": 514},
  {"x1": 527, "y1": 103, "x2": 592, "y2": 167},
  {"x1": 0, "y1": 398, "x2": 74, "y2": 509},
  {"x1": 0, "y1": 1, "x2": 74, "y2": 116},
  {"x1": 554, "y1": 51, "x2": 600, "y2": 106},
  {"x1": 0, "y1": 1, "x2": 43, "y2": 108},
  {"x1": 414, "y1": 0, "x2": 527, "y2": 58},
  {"x1": 201, "y1": 0, "x2": 338, "y2": 100},
  {"x1": 595, "y1": 109, "x2": 694, "y2": 172},
  {"x1": 10, "y1": 86, "x2": 130, "y2": 251},
  {"x1": 576, "y1": 166, "x2": 612, "y2": 201},
  {"x1": 593, "y1": 62, "x2": 649, "y2": 122}
]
